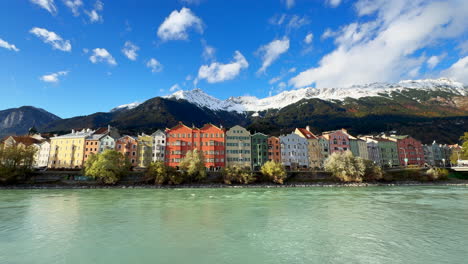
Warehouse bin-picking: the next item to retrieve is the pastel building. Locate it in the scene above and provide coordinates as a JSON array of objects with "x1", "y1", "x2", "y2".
[
  {"x1": 165, "y1": 123, "x2": 226, "y2": 171},
  {"x1": 322, "y1": 129, "x2": 350, "y2": 154},
  {"x1": 49, "y1": 129, "x2": 95, "y2": 169},
  {"x1": 384, "y1": 135, "x2": 424, "y2": 166},
  {"x1": 99, "y1": 135, "x2": 116, "y2": 152},
  {"x1": 295, "y1": 127, "x2": 322, "y2": 168},
  {"x1": 251, "y1": 133, "x2": 268, "y2": 170},
  {"x1": 375, "y1": 138, "x2": 400, "y2": 167},
  {"x1": 318, "y1": 136, "x2": 330, "y2": 167},
  {"x1": 116, "y1": 135, "x2": 139, "y2": 168},
  {"x1": 137, "y1": 134, "x2": 153, "y2": 168},
  {"x1": 268, "y1": 136, "x2": 281, "y2": 163},
  {"x1": 280, "y1": 132, "x2": 309, "y2": 169},
  {"x1": 226, "y1": 125, "x2": 252, "y2": 169},
  {"x1": 151, "y1": 130, "x2": 166, "y2": 162},
  {"x1": 362, "y1": 137, "x2": 381, "y2": 165},
  {"x1": 33, "y1": 141, "x2": 50, "y2": 168},
  {"x1": 84, "y1": 134, "x2": 105, "y2": 162}
]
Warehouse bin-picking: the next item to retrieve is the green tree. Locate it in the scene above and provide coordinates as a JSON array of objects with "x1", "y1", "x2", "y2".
[
  {"x1": 362, "y1": 159, "x2": 384, "y2": 181},
  {"x1": 84, "y1": 150, "x2": 130, "y2": 184},
  {"x1": 324, "y1": 151, "x2": 365, "y2": 182},
  {"x1": 0, "y1": 145, "x2": 37, "y2": 184},
  {"x1": 179, "y1": 149, "x2": 206, "y2": 182},
  {"x1": 222, "y1": 165, "x2": 255, "y2": 184},
  {"x1": 146, "y1": 161, "x2": 183, "y2": 185},
  {"x1": 426, "y1": 168, "x2": 449, "y2": 181},
  {"x1": 260, "y1": 161, "x2": 287, "y2": 184}
]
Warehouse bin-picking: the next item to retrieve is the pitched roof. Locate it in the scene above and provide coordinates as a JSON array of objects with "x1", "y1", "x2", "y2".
[
  {"x1": 296, "y1": 128, "x2": 318, "y2": 139},
  {"x1": 8, "y1": 136, "x2": 41, "y2": 146}
]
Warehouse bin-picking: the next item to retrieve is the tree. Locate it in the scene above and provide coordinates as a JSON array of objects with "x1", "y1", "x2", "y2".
[
  {"x1": 324, "y1": 151, "x2": 365, "y2": 182},
  {"x1": 0, "y1": 145, "x2": 37, "y2": 184},
  {"x1": 260, "y1": 161, "x2": 287, "y2": 184},
  {"x1": 222, "y1": 165, "x2": 255, "y2": 184},
  {"x1": 426, "y1": 168, "x2": 449, "y2": 181},
  {"x1": 146, "y1": 161, "x2": 183, "y2": 185},
  {"x1": 84, "y1": 150, "x2": 131, "y2": 184},
  {"x1": 179, "y1": 149, "x2": 206, "y2": 182},
  {"x1": 362, "y1": 159, "x2": 383, "y2": 181}
]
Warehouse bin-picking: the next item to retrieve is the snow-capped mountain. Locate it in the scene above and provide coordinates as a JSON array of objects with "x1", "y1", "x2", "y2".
[
  {"x1": 164, "y1": 78, "x2": 467, "y2": 113},
  {"x1": 110, "y1": 102, "x2": 141, "y2": 112}
]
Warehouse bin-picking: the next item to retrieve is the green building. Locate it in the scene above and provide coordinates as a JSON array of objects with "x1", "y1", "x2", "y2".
[
  {"x1": 376, "y1": 138, "x2": 400, "y2": 167},
  {"x1": 251, "y1": 132, "x2": 268, "y2": 170}
]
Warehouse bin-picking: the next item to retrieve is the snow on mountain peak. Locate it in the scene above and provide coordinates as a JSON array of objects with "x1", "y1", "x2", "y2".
[
  {"x1": 162, "y1": 78, "x2": 468, "y2": 113},
  {"x1": 111, "y1": 102, "x2": 141, "y2": 112}
]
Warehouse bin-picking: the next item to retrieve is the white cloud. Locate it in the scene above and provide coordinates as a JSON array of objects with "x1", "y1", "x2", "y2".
[
  {"x1": 269, "y1": 67, "x2": 297, "y2": 84},
  {"x1": 304, "y1": 33, "x2": 313, "y2": 44},
  {"x1": 408, "y1": 66, "x2": 420, "y2": 78},
  {"x1": 427, "y1": 54, "x2": 445, "y2": 69},
  {"x1": 85, "y1": 0, "x2": 103, "y2": 23},
  {"x1": 289, "y1": 67, "x2": 296, "y2": 73},
  {"x1": 321, "y1": 28, "x2": 337, "y2": 40},
  {"x1": 198, "y1": 51, "x2": 248, "y2": 83},
  {"x1": 157, "y1": 7, "x2": 203, "y2": 41},
  {"x1": 146, "y1": 58, "x2": 163, "y2": 73},
  {"x1": 169, "y1": 84, "x2": 181, "y2": 92},
  {"x1": 269, "y1": 14, "x2": 309, "y2": 33},
  {"x1": 40, "y1": 71, "x2": 68, "y2": 83},
  {"x1": 257, "y1": 37, "x2": 290, "y2": 74},
  {"x1": 201, "y1": 39, "x2": 215, "y2": 61},
  {"x1": 89, "y1": 48, "x2": 117, "y2": 65},
  {"x1": 29, "y1": 27, "x2": 71, "y2": 52},
  {"x1": 441, "y1": 56, "x2": 468, "y2": 84},
  {"x1": 63, "y1": 0, "x2": 82, "y2": 16},
  {"x1": 30, "y1": 0, "x2": 57, "y2": 14},
  {"x1": 290, "y1": 0, "x2": 468, "y2": 88},
  {"x1": 326, "y1": 0, "x2": 342, "y2": 8},
  {"x1": 458, "y1": 41, "x2": 468, "y2": 55},
  {"x1": 283, "y1": 0, "x2": 295, "y2": 9},
  {"x1": 122, "y1": 41, "x2": 139, "y2": 61},
  {"x1": 0, "y1": 38, "x2": 19, "y2": 52}
]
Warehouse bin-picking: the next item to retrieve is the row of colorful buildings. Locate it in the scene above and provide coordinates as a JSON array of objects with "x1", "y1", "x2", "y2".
[{"x1": 1, "y1": 123, "x2": 461, "y2": 171}]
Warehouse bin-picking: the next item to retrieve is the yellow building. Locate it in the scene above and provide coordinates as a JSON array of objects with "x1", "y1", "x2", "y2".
[
  {"x1": 48, "y1": 129, "x2": 95, "y2": 169},
  {"x1": 137, "y1": 133, "x2": 153, "y2": 168}
]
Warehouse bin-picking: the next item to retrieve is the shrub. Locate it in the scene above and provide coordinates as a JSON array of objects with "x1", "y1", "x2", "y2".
[
  {"x1": 179, "y1": 149, "x2": 206, "y2": 182},
  {"x1": 84, "y1": 150, "x2": 131, "y2": 184},
  {"x1": 222, "y1": 165, "x2": 254, "y2": 184},
  {"x1": 426, "y1": 168, "x2": 449, "y2": 181},
  {"x1": 0, "y1": 145, "x2": 37, "y2": 184},
  {"x1": 324, "y1": 151, "x2": 365, "y2": 182},
  {"x1": 146, "y1": 161, "x2": 183, "y2": 185},
  {"x1": 260, "y1": 161, "x2": 287, "y2": 184}
]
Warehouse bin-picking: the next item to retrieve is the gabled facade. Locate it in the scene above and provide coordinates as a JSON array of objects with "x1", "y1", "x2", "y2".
[
  {"x1": 33, "y1": 141, "x2": 50, "y2": 168},
  {"x1": 362, "y1": 137, "x2": 381, "y2": 165},
  {"x1": 295, "y1": 127, "x2": 322, "y2": 168},
  {"x1": 116, "y1": 135, "x2": 139, "y2": 168},
  {"x1": 280, "y1": 132, "x2": 309, "y2": 169},
  {"x1": 84, "y1": 134, "x2": 106, "y2": 162},
  {"x1": 268, "y1": 136, "x2": 281, "y2": 163},
  {"x1": 99, "y1": 135, "x2": 116, "y2": 152},
  {"x1": 322, "y1": 129, "x2": 350, "y2": 154},
  {"x1": 165, "y1": 123, "x2": 226, "y2": 170},
  {"x1": 226, "y1": 125, "x2": 251, "y2": 169},
  {"x1": 251, "y1": 132, "x2": 268, "y2": 170},
  {"x1": 137, "y1": 134, "x2": 153, "y2": 168},
  {"x1": 49, "y1": 129, "x2": 95, "y2": 169},
  {"x1": 151, "y1": 130, "x2": 166, "y2": 162}
]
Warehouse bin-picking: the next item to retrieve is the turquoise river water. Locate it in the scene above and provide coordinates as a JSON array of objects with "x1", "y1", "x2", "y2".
[{"x1": 1, "y1": 186, "x2": 467, "y2": 264}]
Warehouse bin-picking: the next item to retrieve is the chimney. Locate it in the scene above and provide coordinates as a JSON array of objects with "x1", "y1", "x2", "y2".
[
  {"x1": 71, "y1": 129, "x2": 75, "y2": 134},
  {"x1": 108, "y1": 125, "x2": 111, "y2": 133},
  {"x1": 306, "y1": 126, "x2": 310, "y2": 132}
]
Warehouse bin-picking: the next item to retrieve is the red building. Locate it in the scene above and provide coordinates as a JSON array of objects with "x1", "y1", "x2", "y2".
[
  {"x1": 322, "y1": 129, "x2": 350, "y2": 154},
  {"x1": 268, "y1": 136, "x2": 281, "y2": 162},
  {"x1": 115, "y1": 135, "x2": 139, "y2": 167},
  {"x1": 385, "y1": 135, "x2": 424, "y2": 166},
  {"x1": 165, "y1": 122, "x2": 226, "y2": 171}
]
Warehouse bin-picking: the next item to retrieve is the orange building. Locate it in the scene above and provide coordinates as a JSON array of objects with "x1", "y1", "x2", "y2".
[
  {"x1": 84, "y1": 134, "x2": 104, "y2": 162},
  {"x1": 115, "y1": 135, "x2": 139, "y2": 168},
  {"x1": 268, "y1": 136, "x2": 281, "y2": 162},
  {"x1": 165, "y1": 122, "x2": 226, "y2": 171}
]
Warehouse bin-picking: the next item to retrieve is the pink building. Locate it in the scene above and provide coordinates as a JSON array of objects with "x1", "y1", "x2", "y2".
[
  {"x1": 322, "y1": 129, "x2": 350, "y2": 154},
  {"x1": 384, "y1": 135, "x2": 424, "y2": 166}
]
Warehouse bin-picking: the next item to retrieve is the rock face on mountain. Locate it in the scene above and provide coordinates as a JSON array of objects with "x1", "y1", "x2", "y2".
[
  {"x1": 0, "y1": 106, "x2": 61, "y2": 137},
  {"x1": 2, "y1": 78, "x2": 468, "y2": 144}
]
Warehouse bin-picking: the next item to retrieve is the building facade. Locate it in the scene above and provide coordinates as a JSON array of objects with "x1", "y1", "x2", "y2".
[
  {"x1": 295, "y1": 127, "x2": 322, "y2": 169},
  {"x1": 33, "y1": 141, "x2": 50, "y2": 168},
  {"x1": 49, "y1": 129, "x2": 94, "y2": 169},
  {"x1": 151, "y1": 130, "x2": 166, "y2": 162},
  {"x1": 137, "y1": 134, "x2": 153, "y2": 168},
  {"x1": 99, "y1": 135, "x2": 116, "y2": 152},
  {"x1": 384, "y1": 135, "x2": 424, "y2": 166},
  {"x1": 268, "y1": 136, "x2": 281, "y2": 163},
  {"x1": 322, "y1": 129, "x2": 350, "y2": 154},
  {"x1": 251, "y1": 133, "x2": 268, "y2": 170},
  {"x1": 84, "y1": 134, "x2": 105, "y2": 162},
  {"x1": 375, "y1": 138, "x2": 400, "y2": 167},
  {"x1": 280, "y1": 132, "x2": 309, "y2": 169},
  {"x1": 363, "y1": 138, "x2": 381, "y2": 165},
  {"x1": 116, "y1": 135, "x2": 139, "y2": 168},
  {"x1": 226, "y1": 125, "x2": 251, "y2": 169}
]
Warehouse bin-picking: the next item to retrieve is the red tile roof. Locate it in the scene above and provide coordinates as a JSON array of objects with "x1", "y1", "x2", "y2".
[{"x1": 297, "y1": 128, "x2": 318, "y2": 139}]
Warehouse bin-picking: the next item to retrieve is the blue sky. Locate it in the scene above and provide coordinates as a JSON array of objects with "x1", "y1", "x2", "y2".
[{"x1": 1, "y1": 0, "x2": 468, "y2": 118}]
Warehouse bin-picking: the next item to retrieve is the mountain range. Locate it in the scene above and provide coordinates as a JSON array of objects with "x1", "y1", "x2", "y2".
[{"x1": 2, "y1": 78, "x2": 467, "y2": 144}]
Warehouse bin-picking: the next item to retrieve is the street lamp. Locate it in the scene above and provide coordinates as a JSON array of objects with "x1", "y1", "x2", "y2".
[
  {"x1": 442, "y1": 158, "x2": 446, "y2": 168},
  {"x1": 400, "y1": 147, "x2": 408, "y2": 167}
]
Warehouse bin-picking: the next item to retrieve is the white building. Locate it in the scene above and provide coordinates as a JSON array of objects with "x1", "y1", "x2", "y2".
[
  {"x1": 33, "y1": 141, "x2": 50, "y2": 168},
  {"x1": 152, "y1": 130, "x2": 166, "y2": 162},
  {"x1": 99, "y1": 135, "x2": 116, "y2": 152},
  {"x1": 280, "y1": 133, "x2": 309, "y2": 169}
]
